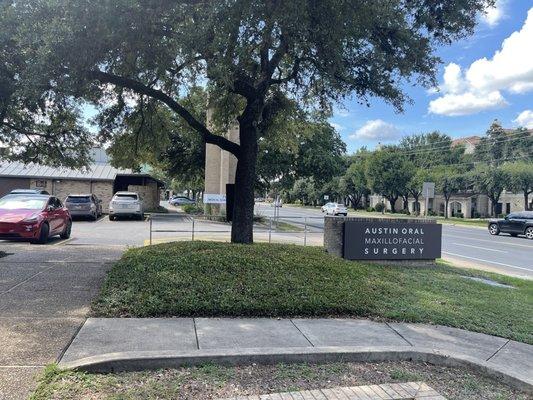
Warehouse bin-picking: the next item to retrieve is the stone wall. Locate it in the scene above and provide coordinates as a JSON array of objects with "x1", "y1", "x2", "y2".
[
  {"x1": 29, "y1": 178, "x2": 115, "y2": 212},
  {"x1": 128, "y1": 182, "x2": 160, "y2": 211}
]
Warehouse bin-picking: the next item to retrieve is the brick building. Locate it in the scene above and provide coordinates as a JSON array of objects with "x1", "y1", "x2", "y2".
[{"x1": 0, "y1": 160, "x2": 164, "y2": 213}]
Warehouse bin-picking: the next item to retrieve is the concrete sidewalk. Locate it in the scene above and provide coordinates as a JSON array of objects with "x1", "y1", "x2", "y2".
[
  {"x1": 0, "y1": 245, "x2": 123, "y2": 400},
  {"x1": 59, "y1": 318, "x2": 532, "y2": 393}
]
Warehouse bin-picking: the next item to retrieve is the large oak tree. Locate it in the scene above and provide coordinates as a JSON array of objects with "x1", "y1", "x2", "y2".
[{"x1": 0, "y1": 0, "x2": 492, "y2": 243}]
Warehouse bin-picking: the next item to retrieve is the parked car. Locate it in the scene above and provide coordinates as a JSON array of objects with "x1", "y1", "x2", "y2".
[
  {"x1": 324, "y1": 202, "x2": 348, "y2": 216},
  {"x1": 10, "y1": 188, "x2": 49, "y2": 195},
  {"x1": 169, "y1": 196, "x2": 195, "y2": 206},
  {"x1": 488, "y1": 211, "x2": 533, "y2": 239},
  {"x1": 321, "y1": 202, "x2": 334, "y2": 212},
  {"x1": 65, "y1": 194, "x2": 102, "y2": 220},
  {"x1": 109, "y1": 191, "x2": 144, "y2": 220},
  {"x1": 0, "y1": 194, "x2": 71, "y2": 244}
]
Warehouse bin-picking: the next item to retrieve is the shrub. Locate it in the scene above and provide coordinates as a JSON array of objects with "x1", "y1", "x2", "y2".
[
  {"x1": 427, "y1": 210, "x2": 438, "y2": 216},
  {"x1": 182, "y1": 204, "x2": 203, "y2": 214},
  {"x1": 374, "y1": 203, "x2": 385, "y2": 212},
  {"x1": 366, "y1": 207, "x2": 375, "y2": 212}
]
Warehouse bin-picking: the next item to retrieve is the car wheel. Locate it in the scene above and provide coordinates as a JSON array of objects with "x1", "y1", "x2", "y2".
[
  {"x1": 93, "y1": 212, "x2": 98, "y2": 221},
  {"x1": 525, "y1": 227, "x2": 533, "y2": 240},
  {"x1": 139, "y1": 214, "x2": 144, "y2": 221},
  {"x1": 488, "y1": 223, "x2": 500, "y2": 235},
  {"x1": 60, "y1": 220, "x2": 72, "y2": 239},
  {"x1": 35, "y1": 223, "x2": 50, "y2": 244},
  {"x1": 109, "y1": 215, "x2": 115, "y2": 221}
]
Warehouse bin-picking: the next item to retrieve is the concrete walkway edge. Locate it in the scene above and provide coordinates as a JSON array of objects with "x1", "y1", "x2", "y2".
[{"x1": 59, "y1": 345, "x2": 532, "y2": 393}]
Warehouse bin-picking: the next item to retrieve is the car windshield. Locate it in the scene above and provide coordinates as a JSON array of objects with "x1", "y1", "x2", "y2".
[
  {"x1": 115, "y1": 194, "x2": 138, "y2": 200},
  {"x1": 0, "y1": 197, "x2": 47, "y2": 210},
  {"x1": 66, "y1": 196, "x2": 91, "y2": 203}
]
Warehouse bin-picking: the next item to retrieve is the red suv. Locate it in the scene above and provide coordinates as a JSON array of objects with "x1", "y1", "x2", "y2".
[{"x1": 0, "y1": 194, "x2": 72, "y2": 244}]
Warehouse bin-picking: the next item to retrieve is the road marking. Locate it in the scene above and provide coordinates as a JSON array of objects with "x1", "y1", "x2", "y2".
[
  {"x1": 451, "y1": 243, "x2": 507, "y2": 253},
  {"x1": 443, "y1": 234, "x2": 533, "y2": 249},
  {"x1": 442, "y1": 251, "x2": 532, "y2": 272},
  {"x1": 53, "y1": 237, "x2": 74, "y2": 246}
]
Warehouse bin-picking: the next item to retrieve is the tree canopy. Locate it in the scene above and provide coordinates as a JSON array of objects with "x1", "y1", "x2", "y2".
[{"x1": 0, "y1": 0, "x2": 493, "y2": 242}]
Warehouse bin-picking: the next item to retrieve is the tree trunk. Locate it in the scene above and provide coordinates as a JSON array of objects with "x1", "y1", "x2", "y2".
[
  {"x1": 231, "y1": 113, "x2": 259, "y2": 244},
  {"x1": 413, "y1": 195, "x2": 420, "y2": 216},
  {"x1": 444, "y1": 197, "x2": 449, "y2": 219},
  {"x1": 525, "y1": 191, "x2": 530, "y2": 211},
  {"x1": 402, "y1": 194, "x2": 409, "y2": 211},
  {"x1": 387, "y1": 196, "x2": 398, "y2": 213},
  {"x1": 491, "y1": 199, "x2": 498, "y2": 217}
]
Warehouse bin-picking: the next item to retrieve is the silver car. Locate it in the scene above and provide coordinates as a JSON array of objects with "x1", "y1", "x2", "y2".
[
  {"x1": 65, "y1": 194, "x2": 102, "y2": 220},
  {"x1": 324, "y1": 202, "x2": 348, "y2": 216},
  {"x1": 109, "y1": 191, "x2": 144, "y2": 220}
]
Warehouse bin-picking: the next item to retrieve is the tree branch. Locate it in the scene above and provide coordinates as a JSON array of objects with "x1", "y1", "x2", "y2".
[{"x1": 86, "y1": 70, "x2": 241, "y2": 157}]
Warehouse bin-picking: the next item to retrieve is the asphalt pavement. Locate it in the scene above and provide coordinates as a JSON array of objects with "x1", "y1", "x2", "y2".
[
  {"x1": 0, "y1": 245, "x2": 123, "y2": 399},
  {"x1": 1, "y1": 203, "x2": 531, "y2": 278},
  {"x1": 256, "y1": 204, "x2": 533, "y2": 279}
]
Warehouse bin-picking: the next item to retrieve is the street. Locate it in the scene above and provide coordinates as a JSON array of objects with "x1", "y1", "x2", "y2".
[
  {"x1": 256, "y1": 204, "x2": 533, "y2": 279},
  {"x1": 0, "y1": 203, "x2": 531, "y2": 278}
]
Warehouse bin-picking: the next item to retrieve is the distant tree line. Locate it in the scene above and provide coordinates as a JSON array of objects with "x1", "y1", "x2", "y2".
[{"x1": 281, "y1": 121, "x2": 532, "y2": 217}]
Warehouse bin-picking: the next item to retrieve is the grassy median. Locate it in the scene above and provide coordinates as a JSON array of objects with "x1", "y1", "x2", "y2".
[{"x1": 92, "y1": 241, "x2": 533, "y2": 344}]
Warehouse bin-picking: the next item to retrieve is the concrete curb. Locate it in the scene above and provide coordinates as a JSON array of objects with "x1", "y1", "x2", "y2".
[{"x1": 59, "y1": 345, "x2": 532, "y2": 394}]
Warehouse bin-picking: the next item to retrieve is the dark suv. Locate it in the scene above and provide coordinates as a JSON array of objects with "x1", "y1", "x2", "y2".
[{"x1": 488, "y1": 211, "x2": 533, "y2": 239}]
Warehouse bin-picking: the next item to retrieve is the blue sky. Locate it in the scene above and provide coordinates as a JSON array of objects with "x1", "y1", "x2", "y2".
[{"x1": 332, "y1": 1, "x2": 533, "y2": 153}]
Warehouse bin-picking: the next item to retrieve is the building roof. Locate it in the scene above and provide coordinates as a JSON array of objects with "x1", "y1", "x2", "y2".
[
  {"x1": 451, "y1": 136, "x2": 481, "y2": 147},
  {"x1": 0, "y1": 161, "x2": 133, "y2": 181}
]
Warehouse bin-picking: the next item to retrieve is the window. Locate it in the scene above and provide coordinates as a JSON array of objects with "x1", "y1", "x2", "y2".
[
  {"x1": 115, "y1": 193, "x2": 138, "y2": 200},
  {"x1": 49, "y1": 197, "x2": 62, "y2": 209},
  {"x1": 66, "y1": 196, "x2": 91, "y2": 203},
  {"x1": 0, "y1": 196, "x2": 47, "y2": 210}
]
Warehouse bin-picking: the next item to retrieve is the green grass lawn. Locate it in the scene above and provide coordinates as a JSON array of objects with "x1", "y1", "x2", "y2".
[{"x1": 92, "y1": 241, "x2": 533, "y2": 344}]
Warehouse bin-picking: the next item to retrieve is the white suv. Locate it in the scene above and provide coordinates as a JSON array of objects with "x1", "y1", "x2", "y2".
[
  {"x1": 109, "y1": 191, "x2": 144, "y2": 220},
  {"x1": 324, "y1": 202, "x2": 348, "y2": 216}
]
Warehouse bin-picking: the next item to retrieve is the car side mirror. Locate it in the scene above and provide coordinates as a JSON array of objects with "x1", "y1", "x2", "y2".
[
  {"x1": 47, "y1": 205, "x2": 54, "y2": 212},
  {"x1": 504, "y1": 216, "x2": 509, "y2": 220}
]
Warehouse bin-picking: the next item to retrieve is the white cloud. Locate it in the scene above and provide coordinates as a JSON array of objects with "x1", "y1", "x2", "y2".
[
  {"x1": 481, "y1": 0, "x2": 507, "y2": 27},
  {"x1": 429, "y1": 7, "x2": 533, "y2": 116},
  {"x1": 349, "y1": 119, "x2": 400, "y2": 141},
  {"x1": 514, "y1": 110, "x2": 533, "y2": 128},
  {"x1": 428, "y1": 91, "x2": 507, "y2": 116},
  {"x1": 441, "y1": 63, "x2": 465, "y2": 94},
  {"x1": 330, "y1": 122, "x2": 344, "y2": 131}
]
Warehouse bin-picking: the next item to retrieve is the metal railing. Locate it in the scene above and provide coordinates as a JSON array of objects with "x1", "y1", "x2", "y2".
[{"x1": 148, "y1": 213, "x2": 324, "y2": 246}]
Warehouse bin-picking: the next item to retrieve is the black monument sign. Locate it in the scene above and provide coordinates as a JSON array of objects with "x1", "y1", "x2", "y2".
[{"x1": 343, "y1": 221, "x2": 442, "y2": 260}]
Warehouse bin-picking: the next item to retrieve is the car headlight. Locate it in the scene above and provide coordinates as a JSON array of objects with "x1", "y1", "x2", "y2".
[
  {"x1": 90, "y1": 204, "x2": 96, "y2": 210},
  {"x1": 23, "y1": 214, "x2": 39, "y2": 223}
]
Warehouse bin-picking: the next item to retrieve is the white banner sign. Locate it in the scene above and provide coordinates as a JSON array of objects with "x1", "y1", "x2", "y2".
[
  {"x1": 203, "y1": 193, "x2": 226, "y2": 204},
  {"x1": 422, "y1": 182, "x2": 435, "y2": 198}
]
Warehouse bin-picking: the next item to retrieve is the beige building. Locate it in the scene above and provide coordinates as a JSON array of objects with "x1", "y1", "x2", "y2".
[
  {"x1": 0, "y1": 160, "x2": 164, "y2": 213},
  {"x1": 370, "y1": 191, "x2": 530, "y2": 218},
  {"x1": 204, "y1": 108, "x2": 239, "y2": 214}
]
